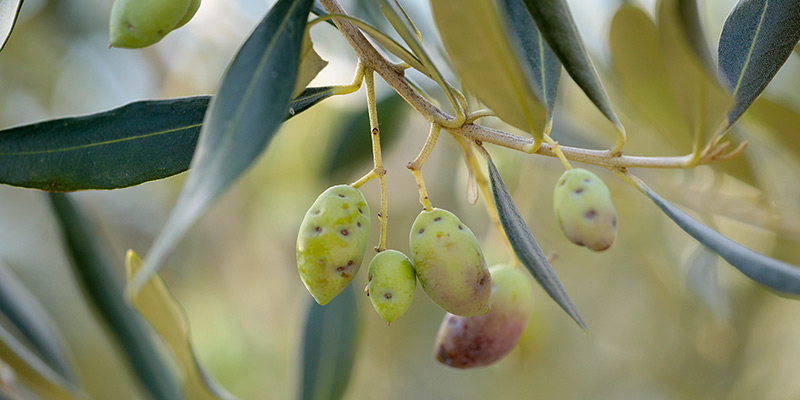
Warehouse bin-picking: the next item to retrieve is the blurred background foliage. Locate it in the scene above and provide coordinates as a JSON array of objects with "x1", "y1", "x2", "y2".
[{"x1": 1, "y1": 0, "x2": 800, "y2": 399}]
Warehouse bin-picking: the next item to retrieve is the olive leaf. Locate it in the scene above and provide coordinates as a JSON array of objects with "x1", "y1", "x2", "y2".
[
  {"x1": 640, "y1": 181, "x2": 800, "y2": 296},
  {"x1": 125, "y1": 251, "x2": 237, "y2": 400},
  {"x1": 128, "y1": 0, "x2": 315, "y2": 295},
  {"x1": 498, "y1": 0, "x2": 561, "y2": 127},
  {"x1": 0, "y1": 87, "x2": 334, "y2": 192},
  {"x1": 0, "y1": 324, "x2": 81, "y2": 400},
  {"x1": 486, "y1": 155, "x2": 587, "y2": 331},
  {"x1": 431, "y1": 0, "x2": 547, "y2": 145},
  {"x1": 718, "y1": 0, "x2": 800, "y2": 127},
  {"x1": 292, "y1": 31, "x2": 328, "y2": 98},
  {"x1": 299, "y1": 286, "x2": 358, "y2": 400},
  {"x1": 520, "y1": 0, "x2": 623, "y2": 133},
  {"x1": 48, "y1": 193, "x2": 182, "y2": 400},
  {"x1": 0, "y1": 261, "x2": 77, "y2": 387},
  {"x1": 0, "y1": 0, "x2": 22, "y2": 52}
]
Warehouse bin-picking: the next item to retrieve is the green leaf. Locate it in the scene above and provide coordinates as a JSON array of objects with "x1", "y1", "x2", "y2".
[
  {"x1": 640, "y1": 182, "x2": 800, "y2": 296},
  {"x1": 125, "y1": 251, "x2": 236, "y2": 400},
  {"x1": 431, "y1": 0, "x2": 547, "y2": 145},
  {"x1": 299, "y1": 286, "x2": 358, "y2": 400},
  {"x1": 498, "y1": 0, "x2": 561, "y2": 126},
  {"x1": 718, "y1": 0, "x2": 800, "y2": 126},
  {"x1": 48, "y1": 193, "x2": 182, "y2": 400},
  {"x1": 325, "y1": 93, "x2": 408, "y2": 178},
  {"x1": 675, "y1": 0, "x2": 715, "y2": 70},
  {"x1": 130, "y1": 0, "x2": 315, "y2": 294},
  {"x1": 0, "y1": 324, "x2": 81, "y2": 400},
  {"x1": 0, "y1": 87, "x2": 332, "y2": 192},
  {"x1": 520, "y1": 0, "x2": 623, "y2": 132},
  {"x1": 0, "y1": 96, "x2": 208, "y2": 192},
  {"x1": 292, "y1": 31, "x2": 328, "y2": 98},
  {"x1": 0, "y1": 0, "x2": 22, "y2": 52},
  {"x1": 0, "y1": 261, "x2": 77, "y2": 386},
  {"x1": 486, "y1": 156, "x2": 586, "y2": 331},
  {"x1": 610, "y1": 4, "x2": 692, "y2": 151},
  {"x1": 658, "y1": 0, "x2": 732, "y2": 152}
]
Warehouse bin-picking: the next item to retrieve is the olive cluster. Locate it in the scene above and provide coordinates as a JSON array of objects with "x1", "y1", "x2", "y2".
[{"x1": 296, "y1": 168, "x2": 617, "y2": 368}]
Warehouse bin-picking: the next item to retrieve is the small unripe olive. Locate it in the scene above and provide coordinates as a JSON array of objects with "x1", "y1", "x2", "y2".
[
  {"x1": 553, "y1": 168, "x2": 617, "y2": 251},
  {"x1": 366, "y1": 250, "x2": 416, "y2": 323}
]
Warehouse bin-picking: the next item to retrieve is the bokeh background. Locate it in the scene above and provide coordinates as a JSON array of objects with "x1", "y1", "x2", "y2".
[{"x1": 2, "y1": 0, "x2": 800, "y2": 398}]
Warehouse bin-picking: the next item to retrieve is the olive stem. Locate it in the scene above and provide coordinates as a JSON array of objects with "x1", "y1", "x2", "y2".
[
  {"x1": 451, "y1": 134, "x2": 517, "y2": 263},
  {"x1": 407, "y1": 124, "x2": 441, "y2": 211},
  {"x1": 364, "y1": 70, "x2": 389, "y2": 252},
  {"x1": 317, "y1": 0, "x2": 746, "y2": 172},
  {"x1": 543, "y1": 135, "x2": 572, "y2": 170}
]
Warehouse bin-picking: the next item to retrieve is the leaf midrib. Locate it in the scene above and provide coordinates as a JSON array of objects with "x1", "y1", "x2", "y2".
[{"x1": 730, "y1": 0, "x2": 769, "y2": 98}]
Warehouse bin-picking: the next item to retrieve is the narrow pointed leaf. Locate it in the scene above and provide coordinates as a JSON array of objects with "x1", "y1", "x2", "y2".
[
  {"x1": 0, "y1": 0, "x2": 22, "y2": 52},
  {"x1": 0, "y1": 87, "x2": 333, "y2": 192},
  {"x1": 132, "y1": 0, "x2": 314, "y2": 294},
  {"x1": 610, "y1": 4, "x2": 692, "y2": 151},
  {"x1": 675, "y1": 0, "x2": 715, "y2": 70},
  {"x1": 0, "y1": 96, "x2": 208, "y2": 191},
  {"x1": 521, "y1": 0, "x2": 623, "y2": 132},
  {"x1": 431, "y1": 0, "x2": 547, "y2": 144},
  {"x1": 0, "y1": 261, "x2": 77, "y2": 386},
  {"x1": 718, "y1": 0, "x2": 800, "y2": 126},
  {"x1": 498, "y1": 0, "x2": 561, "y2": 124},
  {"x1": 48, "y1": 193, "x2": 182, "y2": 400},
  {"x1": 125, "y1": 251, "x2": 236, "y2": 400},
  {"x1": 0, "y1": 324, "x2": 81, "y2": 400},
  {"x1": 641, "y1": 183, "x2": 800, "y2": 295},
  {"x1": 486, "y1": 157, "x2": 586, "y2": 331},
  {"x1": 299, "y1": 286, "x2": 357, "y2": 400}
]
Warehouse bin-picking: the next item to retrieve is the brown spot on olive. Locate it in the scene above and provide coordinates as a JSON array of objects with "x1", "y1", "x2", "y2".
[
  {"x1": 347, "y1": 260, "x2": 354, "y2": 266},
  {"x1": 336, "y1": 266, "x2": 344, "y2": 271},
  {"x1": 612, "y1": 217, "x2": 617, "y2": 228},
  {"x1": 458, "y1": 225, "x2": 464, "y2": 230},
  {"x1": 575, "y1": 188, "x2": 584, "y2": 194},
  {"x1": 341, "y1": 272, "x2": 350, "y2": 278},
  {"x1": 358, "y1": 208, "x2": 364, "y2": 214},
  {"x1": 315, "y1": 227, "x2": 322, "y2": 232},
  {"x1": 342, "y1": 203, "x2": 349, "y2": 209},
  {"x1": 559, "y1": 179, "x2": 566, "y2": 186},
  {"x1": 314, "y1": 209, "x2": 321, "y2": 215},
  {"x1": 584, "y1": 210, "x2": 597, "y2": 219},
  {"x1": 436, "y1": 233, "x2": 443, "y2": 238},
  {"x1": 341, "y1": 229, "x2": 348, "y2": 236},
  {"x1": 384, "y1": 292, "x2": 392, "y2": 299},
  {"x1": 357, "y1": 222, "x2": 362, "y2": 228},
  {"x1": 338, "y1": 194, "x2": 345, "y2": 198},
  {"x1": 434, "y1": 217, "x2": 442, "y2": 222},
  {"x1": 583, "y1": 178, "x2": 591, "y2": 183},
  {"x1": 419, "y1": 228, "x2": 425, "y2": 234}
]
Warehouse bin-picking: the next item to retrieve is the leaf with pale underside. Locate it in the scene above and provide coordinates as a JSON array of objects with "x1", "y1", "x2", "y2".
[
  {"x1": 292, "y1": 31, "x2": 328, "y2": 98},
  {"x1": 718, "y1": 0, "x2": 800, "y2": 127},
  {"x1": 126, "y1": 251, "x2": 236, "y2": 400},
  {"x1": 641, "y1": 181, "x2": 800, "y2": 296},
  {"x1": 486, "y1": 156, "x2": 586, "y2": 331},
  {"x1": 498, "y1": 0, "x2": 561, "y2": 128},
  {"x1": 521, "y1": 0, "x2": 623, "y2": 133},
  {"x1": 130, "y1": 0, "x2": 314, "y2": 295},
  {"x1": 431, "y1": 0, "x2": 547, "y2": 145}
]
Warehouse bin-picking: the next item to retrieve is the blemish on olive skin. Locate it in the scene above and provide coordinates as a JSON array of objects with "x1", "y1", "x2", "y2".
[
  {"x1": 314, "y1": 210, "x2": 321, "y2": 215},
  {"x1": 419, "y1": 228, "x2": 425, "y2": 234},
  {"x1": 358, "y1": 208, "x2": 364, "y2": 214},
  {"x1": 384, "y1": 292, "x2": 392, "y2": 299},
  {"x1": 347, "y1": 260, "x2": 354, "y2": 266},
  {"x1": 583, "y1": 178, "x2": 591, "y2": 183},
  {"x1": 574, "y1": 188, "x2": 584, "y2": 194},
  {"x1": 341, "y1": 272, "x2": 350, "y2": 278},
  {"x1": 342, "y1": 203, "x2": 349, "y2": 209},
  {"x1": 357, "y1": 222, "x2": 362, "y2": 228},
  {"x1": 315, "y1": 227, "x2": 322, "y2": 232},
  {"x1": 612, "y1": 217, "x2": 617, "y2": 228},
  {"x1": 434, "y1": 217, "x2": 442, "y2": 222},
  {"x1": 458, "y1": 225, "x2": 464, "y2": 230},
  {"x1": 341, "y1": 229, "x2": 349, "y2": 236},
  {"x1": 338, "y1": 194, "x2": 345, "y2": 198},
  {"x1": 559, "y1": 179, "x2": 566, "y2": 187},
  {"x1": 584, "y1": 210, "x2": 597, "y2": 219},
  {"x1": 337, "y1": 266, "x2": 344, "y2": 271}
]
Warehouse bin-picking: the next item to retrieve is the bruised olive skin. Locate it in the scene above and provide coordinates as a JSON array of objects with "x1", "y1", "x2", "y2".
[
  {"x1": 435, "y1": 264, "x2": 534, "y2": 369},
  {"x1": 297, "y1": 185, "x2": 370, "y2": 305},
  {"x1": 553, "y1": 168, "x2": 618, "y2": 251},
  {"x1": 409, "y1": 208, "x2": 491, "y2": 316}
]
